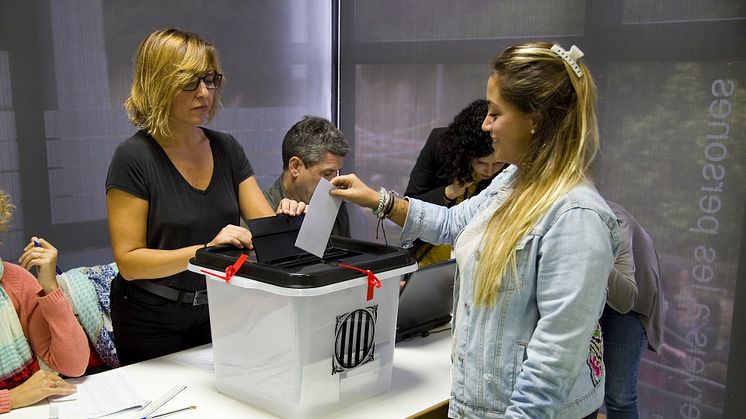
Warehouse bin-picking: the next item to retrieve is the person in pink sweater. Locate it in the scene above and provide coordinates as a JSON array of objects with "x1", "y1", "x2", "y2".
[{"x1": 0, "y1": 189, "x2": 90, "y2": 413}]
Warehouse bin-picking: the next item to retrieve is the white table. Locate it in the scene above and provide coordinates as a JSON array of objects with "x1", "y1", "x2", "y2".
[{"x1": 6, "y1": 331, "x2": 451, "y2": 418}]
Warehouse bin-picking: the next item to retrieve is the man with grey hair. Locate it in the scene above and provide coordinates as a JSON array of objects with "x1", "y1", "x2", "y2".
[{"x1": 264, "y1": 116, "x2": 352, "y2": 237}]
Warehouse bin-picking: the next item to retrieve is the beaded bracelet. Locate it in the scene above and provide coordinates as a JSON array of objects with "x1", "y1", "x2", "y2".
[
  {"x1": 372, "y1": 188, "x2": 399, "y2": 220},
  {"x1": 372, "y1": 187, "x2": 387, "y2": 218}
]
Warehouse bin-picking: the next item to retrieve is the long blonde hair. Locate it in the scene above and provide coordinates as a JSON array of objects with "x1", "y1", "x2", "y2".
[
  {"x1": 474, "y1": 42, "x2": 599, "y2": 306},
  {"x1": 125, "y1": 28, "x2": 224, "y2": 139}
]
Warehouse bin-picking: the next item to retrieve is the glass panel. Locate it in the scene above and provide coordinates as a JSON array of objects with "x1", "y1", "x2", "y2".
[
  {"x1": 353, "y1": 63, "x2": 487, "y2": 194},
  {"x1": 623, "y1": 0, "x2": 746, "y2": 23},
  {"x1": 596, "y1": 60, "x2": 746, "y2": 417},
  {"x1": 354, "y1": 0, "x2": 585, "y2": 41},
  {"x1": 0, "y1": 0, "x2": 331, "y2": 266}
]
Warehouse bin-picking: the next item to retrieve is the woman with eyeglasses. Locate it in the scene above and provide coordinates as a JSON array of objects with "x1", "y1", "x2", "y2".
[{"x1": 105, "y1": 28, "x2": 304, "y2": 365}]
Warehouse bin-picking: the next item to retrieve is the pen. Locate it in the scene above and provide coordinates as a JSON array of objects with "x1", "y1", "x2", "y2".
[
  {"x1": 33, "y1": 240, "x2": 63, "y2": 275},
  {"x1": 149, "y1": 405, "x2": 196, "y2": 418}
]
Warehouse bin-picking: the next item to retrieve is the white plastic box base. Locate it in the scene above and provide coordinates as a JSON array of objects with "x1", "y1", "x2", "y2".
[{"x1": 191, "y1": 263, "x2": 417, "y2": 419}]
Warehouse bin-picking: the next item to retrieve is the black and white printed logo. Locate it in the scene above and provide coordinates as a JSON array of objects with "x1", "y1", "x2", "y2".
[{"x1": 332, "y1": 305, "x2": 377, "y2": 374}]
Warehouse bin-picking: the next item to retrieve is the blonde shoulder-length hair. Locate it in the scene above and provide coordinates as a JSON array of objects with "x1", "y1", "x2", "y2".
[
  {"x1": 475, "y1": 42, "x2": 599, "y2": 307},
  {"x1": 124, "y1": 28, "x2": 224, "y2": 139}
]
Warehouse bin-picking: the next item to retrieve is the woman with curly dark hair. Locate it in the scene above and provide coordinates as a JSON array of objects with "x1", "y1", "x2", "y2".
[{"x1": 404, "y1": 99, "x2": 507, "y2": 266}]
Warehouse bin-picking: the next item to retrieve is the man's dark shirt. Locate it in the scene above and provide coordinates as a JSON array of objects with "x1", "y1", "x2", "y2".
[{"x1": 263, "y1": 175, "x2": 351, "y2": 238}]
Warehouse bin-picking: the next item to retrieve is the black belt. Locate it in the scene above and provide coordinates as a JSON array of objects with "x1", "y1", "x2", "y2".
[{"x1": 133, "y1": 281, "x2": 208, "y2": 306}]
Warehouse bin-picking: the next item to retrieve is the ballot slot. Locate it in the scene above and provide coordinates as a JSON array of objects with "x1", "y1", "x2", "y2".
[
  {"x1": 194, "y1": 214, "x2": 410, "y2": 289},
  {"x1": 266, "y1": 247, "x2": 360, "y2": 269},
  {"x1": 247, "y1": 214, "x2": 361, "y2": 268},
  {"x1": 211, "y1": 244, "x2": 360, "y2": 270}
]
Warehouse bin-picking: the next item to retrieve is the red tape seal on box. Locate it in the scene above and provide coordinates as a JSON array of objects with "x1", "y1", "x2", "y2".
[
  {"x1": 338, "y1": 263, "x2": 381, "y2": 301},
  {"x1": 201, "y1": 253, "x2": 248, "y2": 284}
]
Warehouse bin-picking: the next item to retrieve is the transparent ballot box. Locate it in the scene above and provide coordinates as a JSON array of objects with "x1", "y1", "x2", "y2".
[{"x1": 188, "y1": 215, "x2": 417, "y2": 418}]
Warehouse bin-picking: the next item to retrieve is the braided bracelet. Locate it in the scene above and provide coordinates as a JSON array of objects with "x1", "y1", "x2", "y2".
[
  {"x1": 372, "y1": 187, "x2": 387, "y2": 218},
  {"x1": 382, "y1": 189, "x2": 397, "y2": 218}
]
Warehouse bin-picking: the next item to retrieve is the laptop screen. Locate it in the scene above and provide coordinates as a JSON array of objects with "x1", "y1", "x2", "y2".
[{"x1": 396, "y1": 259, "x2": 457, "y2": 342}]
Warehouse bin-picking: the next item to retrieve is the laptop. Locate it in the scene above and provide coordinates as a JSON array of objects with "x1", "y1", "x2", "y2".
[{"x1": 396, "y1": 259, "x2": 457, "y2": 342}]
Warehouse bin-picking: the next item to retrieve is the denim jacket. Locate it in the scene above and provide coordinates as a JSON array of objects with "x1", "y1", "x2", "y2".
[{"x1": 402, "y1": 165, "x2": 619, "y2": 418}]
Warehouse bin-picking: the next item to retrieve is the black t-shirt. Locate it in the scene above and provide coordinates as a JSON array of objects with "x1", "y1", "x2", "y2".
[{"x1": 106, "y1": 128, "x2": 253, "y2": 290}]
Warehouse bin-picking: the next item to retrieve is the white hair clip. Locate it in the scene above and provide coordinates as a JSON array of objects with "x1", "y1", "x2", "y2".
[{"x1": 551, "y1": 44, "x2": 584, "y2": 78}]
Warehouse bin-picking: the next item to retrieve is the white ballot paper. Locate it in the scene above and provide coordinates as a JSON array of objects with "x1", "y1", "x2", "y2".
[
  {"x1": 48, "y1": 372, "x2": 148, "y2": 419},
  {"x1": 295, "y1": 178, "x2": 343, "y2": 258}
]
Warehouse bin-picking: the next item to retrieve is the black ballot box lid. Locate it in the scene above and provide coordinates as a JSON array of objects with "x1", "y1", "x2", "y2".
[{"x1": 191, "y1": 214, "x2": 415, "y2": 289}]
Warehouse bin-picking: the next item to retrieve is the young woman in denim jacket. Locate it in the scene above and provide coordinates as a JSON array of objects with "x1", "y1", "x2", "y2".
[{"x1": 332, "y1": 42, "x2": 619, "y2": 418}]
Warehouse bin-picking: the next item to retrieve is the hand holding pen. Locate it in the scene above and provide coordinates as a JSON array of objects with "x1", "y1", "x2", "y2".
[{"x1": 18, "y1": 237, "x2": 61, "y2": 295}]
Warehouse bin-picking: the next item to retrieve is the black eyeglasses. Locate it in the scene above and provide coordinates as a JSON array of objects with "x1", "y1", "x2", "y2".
[{"x1": 182, "y1": 73, "x2": 223, "y2": 91}]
